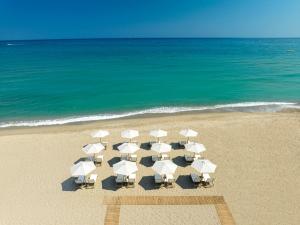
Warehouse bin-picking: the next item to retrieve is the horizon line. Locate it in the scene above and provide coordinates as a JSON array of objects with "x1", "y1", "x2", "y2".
[{"x1": 1, "y1": 36, "x2": 300, "y2": 42}]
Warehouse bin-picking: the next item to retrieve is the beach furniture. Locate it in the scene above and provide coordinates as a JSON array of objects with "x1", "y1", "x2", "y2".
[
  {"x1": 161, "y1": 154, "x2": 170, "y2": 160},
  {"x1": 74, "y1": 175, "x2": 86, "y2": 188},
  {"x1": 191, "y1": 159, "x2": 217, "y2": 174},
  {"x1": 202, "y1": 173, "x2": 215, "y2": 188},
  {"x1": 115, "y1": 174, "x2": 126, "y2": 187},
  {"x1": 154, "y1": 173, "x2": 164, "y2": 187},
  {"x1": 121, "y1": 129, "x2": 139, "y2": 143},
  {"x1": 127, "y1": 173, "x2": 136, "y2": 188},
  {"x1": 91, "y1": 130, "x2": 110, "y2": 148},
  {"x1": 190, "y1": 173, "x2": 202, "y2": 187},
  {"x1": 86, "y1": 174, "x2": 98, "y2": 188},
  {"x1": 82, "y1": 143, "x2": 105, "y2": 164},
  {"x1": 94, "y1": 154, "x2": 104, "y2": 166},
  {"x1": 149, "y1": 129, "x2": 167, "y2": 145},
  {"x1": 152, "y1": 160, "x2": 177, "y2": 178},
  {"x1": 113, "y1": 160, "x2": 138, "y2": 187},
  {"x1": 184, "y1": 154, "x2": 202, "y2": 163},
  {"x1": 179, "y1": 129, "x2": 198, "y2": 146},
  {"x1": 165, "y1": 174, "x2": 175, "y2": 188},
  {"x1": 151, "y1": 142, "x2": 171, "y2": 161}
]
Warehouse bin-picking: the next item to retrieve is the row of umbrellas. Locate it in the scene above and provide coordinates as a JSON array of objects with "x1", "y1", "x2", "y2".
[
  {"x1": 92, "y1": 128, "x2": 198, "y2": 142},
  {"x1": 70, "y1": 159, "x2": 216, "y2": 177}
]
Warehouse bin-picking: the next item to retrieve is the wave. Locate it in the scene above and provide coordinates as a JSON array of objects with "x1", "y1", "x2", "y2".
[
  {"x1": 0, "y1": 101, "x2": 299, "y2": 128},
  {"x1": 6, "y1": 43, "x2": 24, "y2": 46}
]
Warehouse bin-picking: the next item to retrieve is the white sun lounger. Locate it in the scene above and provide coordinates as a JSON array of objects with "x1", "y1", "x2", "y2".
[
  {"x1": 86, "y1": 174, "x2": 97, "y2": 188},
  {"x1": 154, "y1": 173, "x2": 164, "y2": 187},
  {"x1": 190, "y1": 173, "x2": 201, "y2": 187},
  {"x1": 94, "y1": 155, "x2": 104, "y2": 166},
  {"x1": 127, "y1": 173, "x2": 136, "y2": 188}
]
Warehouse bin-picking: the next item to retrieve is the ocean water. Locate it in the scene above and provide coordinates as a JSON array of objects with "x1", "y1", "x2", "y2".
[{"x1": 0, "y1": 38, "x2": 300, "y2": 127}]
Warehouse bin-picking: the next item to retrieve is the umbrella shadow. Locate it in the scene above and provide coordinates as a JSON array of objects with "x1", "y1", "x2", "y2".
[
  {"x1": 101, "y1": 176, "x2": 120, "y2": 191},
  {"x1": 139, "y1": 156, "x2": 154, "y2": 167},
  {"x1": 112, "y1": 143, "x2": 123, "y2": 150},
  {"x1": 61, "y1": 177, "x2": 79, "y2": 191},
  {"x1": 74, "y1": 157, "x2": 88, "y2": 164},
  {"x1": 170, "y1": 142, "x2": 183, "y2": 150},
  {"x1": 138, "y1": 176, "x2": 159, "y2": 190},
  {"x1": 140, "y1": 142, "x2": 151, "y2": 150},
  {"x1": 172, "y1": 156, "x2": 189, "y2": 167},
  {"x1": 176, "y1": 175, "x2": 197, "y2": 189},
  {"x1": 107, "y1": 157, "x2": 120, "y2": 167}
]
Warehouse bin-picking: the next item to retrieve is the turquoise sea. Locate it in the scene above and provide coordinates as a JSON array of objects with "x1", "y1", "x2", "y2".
[{"x1": 0, "y1": 38, "x2": 299, "y2": 127}]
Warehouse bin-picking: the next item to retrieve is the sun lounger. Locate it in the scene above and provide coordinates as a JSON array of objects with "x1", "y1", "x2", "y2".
[
  {"x1": 161, "y1": 154, "x2": 170, "y2": 160},
  {"x1": 121, "y1": 154, "x2": 129, "y2": 161},
  {"x1": 127, "y1": 173, "x2": 136, "y2": 188},
  {"x1": 179, "y1": 140, "x2": 188, "y2": 147},
  {"x1": 86, "y1": 174, "x2": 97, "y2": 188},
  {"x1": 190, "y1": 173, "x2": 202, "y2": 187},
  {"x1": 202, "y1": 173, "x2": 215, "y2": 188},
  {"x1": 165, "y1": 174, "x2": 175, "y2": 188},
  {"x1": 184, "y1": 154, "x2": 194, "y2": 162},
  {"x1": 152, "y1": 155, "x2": 160, "y2": 162},
  {"x1": 115, "y1": 174, "x2": 126, "y2": 187},
  {"x1": 194, "y1": 154, "x2": 202, "y2": 160},
  {"x1": 94, "y1": 155, "x2": 103, "y2": 166},
  {"x1": 74, "y1": 176, "x2": 85, "y2": 188},
  {"x1": 154, "y1": 173, "x2": 164, "y2": 187},
  {"x1": 130, "y1": 154, "x2": 137, "y2": 162}
]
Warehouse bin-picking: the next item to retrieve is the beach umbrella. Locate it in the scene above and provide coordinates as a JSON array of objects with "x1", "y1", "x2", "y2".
[
  {"x1": 91, "y1": 130, "x2": 110, "y2": 142},
  {"x1": 192, "y1": 159, "x2": 217, "y2": 174},
  {"x1": 117, "y1": 142, "x2": 139, "y2": 154},
  {"x1": 185, "y1": 142, "x2": 206, "y2": 154},
  {"x1": 180, "y1": 129, "x2": 198, "y2": 142},
  {"x1": 82, "y1": 143, "x2": 105, "y2": 155},
  {"x1": 121, "y1": 129, "x2": 139, "y2": 142},
  {"x1": 113, "y1": 160, "x2": 138, "y2": 176},
  {"x1": 70, "y1": 161, "x2": 96, "y2": 177},
  {"x1": 149, "y1": 129, "x2": 167, "y2": 142},
  {"x1": 152, "y1": 160, "x2": 177, "y2": 175},
  {"x1": 151, "y1": 142, "x2": 172, "y2": 154}
]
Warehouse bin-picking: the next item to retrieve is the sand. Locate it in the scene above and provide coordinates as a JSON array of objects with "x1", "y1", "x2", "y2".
[{"x1": 0, "y1": 112, "x2": 299, "y2": 225}]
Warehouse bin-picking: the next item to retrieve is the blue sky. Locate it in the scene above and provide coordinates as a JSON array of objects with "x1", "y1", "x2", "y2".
[{"x1": 0, "y1": 0, "x2": 299, "y2": 40}]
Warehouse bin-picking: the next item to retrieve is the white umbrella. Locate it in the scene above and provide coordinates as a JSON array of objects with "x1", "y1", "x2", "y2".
[
  {"x1": 149, "y1": 129, "x2": 167, "y2": 142},
  {"x1": 70, "y1": 161, "x2": 96, "y2": 177},
  {"x1": 113, "y1": 160, "x2": 138, "y2": 176},
  {"x1": 185, "y1": 142, "x2": 206, "y2": 154},
  {"x1": 82, "y1": 143, "x2": 105, "y2": 155},
  {"x1": 91, "y1": 130, "x2": 110, "y2": 142},
  {"x1": 192, "y1": 159, "x2": 217, "y2": 174},
  {"x1": 152, "y1": 160, "x2": 177, "y2": 175},
  {"x1": 151, "y1": 142, "x2": 172, "y2": 154},
  {"x1": 121, "y1": 129, "x2": 139, "y2": 142},
  {"x1": 180, "y1": 129, "x2": 198, "y2": 142},
  {"x1": 118, "y1": 142, "x2": 139, "y2": 154}
]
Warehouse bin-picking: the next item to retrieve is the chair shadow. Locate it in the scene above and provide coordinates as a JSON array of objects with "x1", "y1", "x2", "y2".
[
  {"x1": 140, "y1": 142, "x2": 151, "y2": 150},
  {"x1": 61, "y1": 177, "x2": 79, "y2": 191},
  {"x1": 138, "y1": 176, "x2": 159, "y2": 190},
  {"x1": 172, "y1": 156, "x2": 190, "y2": 167},
  {"x1": 74, "y1": 157, "x2": 88, "y2": 164},
  {"x1": 112, "y1": 142, "x2": 123, "y2": 150},
  {"x1": 107, "y1": 157, "x2": 120, "y2": 167},
  {"x1": 176, "y1": 175, "x2": 197, "y2": 189},
  {"x1": 139, "y1": 156, "x2": 154, "y2": 167},
  {"x1": 101, "y1": 176, "x2": 120, "y2": 191},
  {"x1": 170, "y1": 142, "x2": 183, "y2": 150}
]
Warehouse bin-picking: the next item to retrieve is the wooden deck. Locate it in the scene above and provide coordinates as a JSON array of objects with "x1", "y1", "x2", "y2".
[{"x1": 103, "y1": 196, "x2": 235, "y2": 225}]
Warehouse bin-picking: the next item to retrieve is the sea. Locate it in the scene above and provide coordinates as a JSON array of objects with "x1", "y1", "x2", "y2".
[{"x1": 0, "y1": 38, "x2": 299, "y2": 127}]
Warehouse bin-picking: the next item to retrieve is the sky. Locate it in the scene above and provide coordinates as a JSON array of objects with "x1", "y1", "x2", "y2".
[{"x1": 0, "y1": 0, "x2": 299, "y2": 40}]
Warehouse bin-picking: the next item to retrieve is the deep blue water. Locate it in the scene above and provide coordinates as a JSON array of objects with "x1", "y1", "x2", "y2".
[{"x1": 0, "y1": 38, "x2": 299, "y2": 127}]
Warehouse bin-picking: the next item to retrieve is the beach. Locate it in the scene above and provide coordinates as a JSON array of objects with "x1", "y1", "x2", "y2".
[{"x1": 0, "y1": 111, "x2": 299, "y2": 225}]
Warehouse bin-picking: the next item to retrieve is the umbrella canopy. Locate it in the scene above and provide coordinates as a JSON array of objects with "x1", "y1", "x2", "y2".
[
  {"x1": 152, "y1": 160, "x2": 177, "y2": 175},
  {"x1": 180, "y1": 129, "x2": 198, "y2": 137},
  {"x1": 70, "y1": 161, "x2": 96, "y2": 177},
  {"x1": 121, "y1": 129, "x2": 139, "y2": 140},
  {"x1": 185, "y1": 142, "x2": 206, "y2": 153},
  {"x1": 118, "y1": 142, "x2": 139, "y2": 154},
  {"x1": 149, "y1": 129, "x2": 167, "y2": 138},
  {"x1": 192, "y1": 159, "x2": 217, "y2": 173},
  {"x1": 113, "y1": 160, "x2": 138, "y2": 176},
  {"x1": 82, "y1": 143, "x2": 105, "y2": 155},
  {"x1": 151, "y1": 143, "x2": 172, "y2": 153},
  {"x1": 91, "y1": 129, "x2": 110, "y2": 138}
]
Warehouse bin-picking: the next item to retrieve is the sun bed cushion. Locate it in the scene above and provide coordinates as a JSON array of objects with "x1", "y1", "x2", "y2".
[{"x1": 190, "y1": 173, "x2": 201, "y2": 183}]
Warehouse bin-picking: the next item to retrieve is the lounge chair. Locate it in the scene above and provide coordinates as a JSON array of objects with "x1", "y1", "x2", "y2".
[
  {"x1": 178, "y1": 140, "x2": 188, "y2": 147},
  {"x1": 130, "y1": 154, "x2": 137, "y2": 162},
  {"x1": 184, "y1": 154, "x2": 194, "y2": 163},
  {"x1": 190, "y1": 173, "x2": 202, "y2": 187},
  {"x1": 127, "y1": 173, "x2": 136, "y2": 188},
  {"x1": 161, "y1": 154, "x2": 170, "y2": 160},
  {"x1": 86, "y1": 174, "x2": 97, "y2": 188},
  {"x1": 165, "y1": 174, "x2": 175, "y2": 188},
  {"x1": 74, "y1": 176, "x2": 85, "y2": 188},
  {"x1": 94, "y1": 155, "x2": 103, "y2": 166},
  {"x1": 154, "y1": 173, "x2": 164, "y2": 187},
  {"x1": 152, "y1": 155, "x2": 161, "y2": 162},
  {"x1": 194, "y1": 154, "x2": 202, "y2": 160},
  {"x1": 202, "y1": 173, "x2": 215, "y2": 188},
  {"x1": 121, "y1": 154, "x2": 129, "y2": 161},
  {"x1": 115, "y1": 174, "x2": 126, "y2": 187}
]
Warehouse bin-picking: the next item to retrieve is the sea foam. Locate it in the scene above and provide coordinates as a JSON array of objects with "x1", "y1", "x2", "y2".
[{"x1": 0, "y1": 102, "x2": 299, "y2": 128}]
